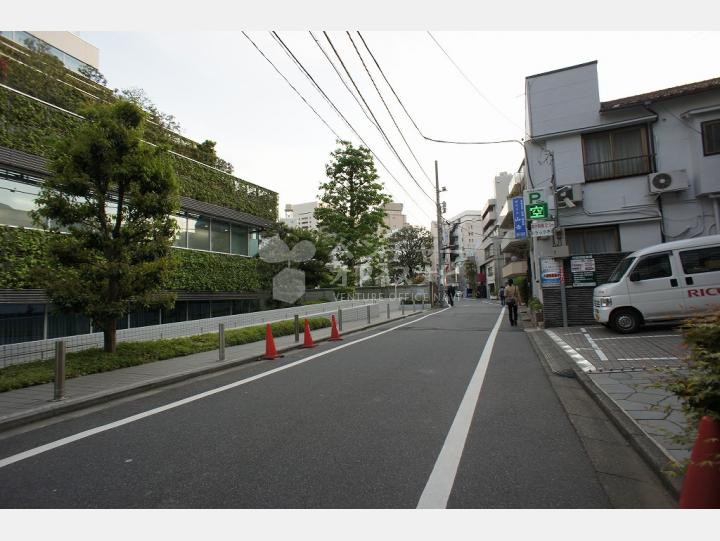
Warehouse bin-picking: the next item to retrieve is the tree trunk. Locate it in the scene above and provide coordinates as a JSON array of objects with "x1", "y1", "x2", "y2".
[{"x1": 103, "y1": 319, "x2": 117, "y2": 353}]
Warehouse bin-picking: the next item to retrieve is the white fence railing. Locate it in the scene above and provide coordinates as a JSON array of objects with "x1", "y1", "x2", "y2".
[{"x1": 0, "y1": 298, "x2": 425, "y2": 367}]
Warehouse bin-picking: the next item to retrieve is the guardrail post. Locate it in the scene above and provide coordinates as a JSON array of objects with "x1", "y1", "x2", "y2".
[
  {"x1": 294, "y1": 315, "x2": 300, "y2": 342},
  {"x1": 387, "y1": 303, "x2": 390, "y2": 319},
  {"x1": 338, "y1": 308, "x2": 343, "y2": 331},
  {"x1": 53, "y1": 340, "x2": 66, "y2": 401},
  {"x1": 401, "y1": 302, "x2": 405, "y2": 315},
  {"x1": 218, "y1": 323, "x2": 225, "y2": 361},
  {"x1": 413, "y1": 298, "x2": 416, "y2": 312},
  {"x1": 366, "y1": 305, "x2": 371, "y2": 324}
]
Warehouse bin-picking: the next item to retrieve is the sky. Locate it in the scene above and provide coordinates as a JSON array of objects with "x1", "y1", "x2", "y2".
[{"x1": 70, "y1": 30, "x2": 720, "y2": 229}]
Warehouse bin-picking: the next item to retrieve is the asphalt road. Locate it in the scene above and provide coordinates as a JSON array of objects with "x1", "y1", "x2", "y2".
[{"x1": 0, "y1": 300, "x2": 610, "y2": 508}]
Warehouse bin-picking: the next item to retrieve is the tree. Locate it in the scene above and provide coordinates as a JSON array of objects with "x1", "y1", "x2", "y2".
[
  {"x1": 387, "y1": 225, "x2": 433, "y2": 283},
  {"x1": 259, "y1": 223, "x2": 335, "y2": 290},
  {"x1": 314, "y1": 141, "x2": 391, "y2": 286},
  {"x1": 33, "y1": 100, "x2": 180, "y2": 352},
  {"x1": 464, "y1": 257, "x2": 478, "y2": 296}
]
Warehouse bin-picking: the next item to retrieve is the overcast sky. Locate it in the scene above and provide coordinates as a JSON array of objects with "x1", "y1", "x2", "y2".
[{"x1": 66, "y1": 30, "x2": 719, "y2": 228}]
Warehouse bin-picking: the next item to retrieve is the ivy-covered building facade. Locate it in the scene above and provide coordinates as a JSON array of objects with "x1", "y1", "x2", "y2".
[{"x1": 0, "y1": 32, "x2": 279, "y2": 346}]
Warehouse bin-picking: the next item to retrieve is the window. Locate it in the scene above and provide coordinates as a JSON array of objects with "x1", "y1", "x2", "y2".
[
  {"x1": 211, "y1": 301, "x2": 232, "y2": 318},
  {"x1": 0, "y1": 179, "x2": 41, "y2": 228},
  {"x1": 633, "y1": 253, "x2": 672, "y2": 281},
  {"x1": 702, "y1": 119, "x2": 720, "y2": 156},
  {"x1": 566, "y1": 226, "x2": 620, "y2": 255},
  {"x1": 188, "y1": 301, "x2": 211, "y2": 321},
  {"x1": 249, "y1": 231, "x2": 260, "y2": 257},
  {"x1": 231, "y1": 224, "x2": 249, "y2": 255},
  {"x1": 162, "y1": 302, "x2": 188, "y2": 324},
  {"x1": 187, "y1": 216, "x2": 210, "y2": 251},
  {"x1": 582, "y1": 125, "x2": 652, "y2": 181},
  {"x1": 48, "y1": 309, "x2": 91, "y2": 339},
  {"x1": 130, "y1": 309, "x2": 160, "y2": 328},
  {"x1": 211, "y1": 220, "x2": 231, "y2": 253},
  {"x1": 173, "y1": 215, "x2": 188, "y2": 248},
  {"x1": 680, "y1": 246, "x2": 720, "y2": 274},
  {"x1": 0, "y1": 304, "x2": 45, "y2": 345}
]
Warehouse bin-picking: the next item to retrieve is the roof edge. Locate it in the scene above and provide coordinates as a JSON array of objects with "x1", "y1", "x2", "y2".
[{"x1": 526, "y1": 60, "x2": 597, "y2": 80}]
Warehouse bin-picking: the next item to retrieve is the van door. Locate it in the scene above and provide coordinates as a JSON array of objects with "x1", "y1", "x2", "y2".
[
  {"x1": 626, "y1": 251, "x2": 685, "y2": 321},
  {"x1": 677, "y1": 244, "x2": 720, "y2": 315}
]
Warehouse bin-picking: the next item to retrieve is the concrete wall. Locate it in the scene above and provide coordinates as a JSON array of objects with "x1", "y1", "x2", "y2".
[{"x1": 619, "y1": 221, "x2": 663, "y2": 252}]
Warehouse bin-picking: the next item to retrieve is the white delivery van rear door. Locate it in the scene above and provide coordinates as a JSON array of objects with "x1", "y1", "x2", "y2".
[
  {"x1": 626, "y1": 251, "x2": 685, "y2": 321},
  {"x1": 677, "y1": 243, "x2": 720, "y2": 315}
]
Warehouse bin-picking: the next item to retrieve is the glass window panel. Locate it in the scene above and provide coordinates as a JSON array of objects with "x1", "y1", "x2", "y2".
[
  {"x1": 211, "y1": 300, "x2": 232, "y2": 318},
  {"x1": 188, "y1": 301, "x2": 211, "y2": 321},
  {"x1": 48, "y1": 309, "x2": 91, "y2": 339},
  {"x1": 173, "y1": 215, "x2": 187, "y2": 248},
  {"x1": 0, "y1": 179, "x2": 40, "y2": 228},
  {"x1": 703, "y1": 120, "x2": 720, "y2": 155},
  {"x1": 187, "y1": 216, "x2": 210, "y2": 251},
  {"x1": 130, "y1": 309, "x2": 160, "y2": 328},
  {"x1": 249, "y1": 231, "x2": 260, "y2": 257},
  {"x1": 634, "y1": 253, "x2": 672, "y2": 281},
  {"x1": 115, "y1": 314, "x2": 129, "y2": 330},
  {"x1": 680, "y1": 247, "x2": 720, "y2": 274},
  {"x1": 211, "y1": 219, "x2": 231, "y2": 253},
  {"x1": 0, "y1": 304, "x2": 45, "y2": 345},
  {"x1": 162, "y1": 301, "x2": 187, "y2": 324},
  {"x1": 231, "y1": 224, "x2": 249, "y2": 255}
]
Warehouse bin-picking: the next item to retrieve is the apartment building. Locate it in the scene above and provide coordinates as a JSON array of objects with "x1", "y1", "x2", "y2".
[
  {"x1": 282, "y1": 201, "x2": 319, "y2": 230},
  {"x1": 524, "y1": 61, "x2": 720, "y2": 326}
]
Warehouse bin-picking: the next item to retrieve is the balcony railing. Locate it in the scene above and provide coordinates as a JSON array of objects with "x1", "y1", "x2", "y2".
[{"x1": 584, "y1": 154, "x2": 653, "y2": 182}]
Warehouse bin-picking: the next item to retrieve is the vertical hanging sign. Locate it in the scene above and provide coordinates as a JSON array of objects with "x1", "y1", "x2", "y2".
[{"x1": 512, "y1": 196, "x2": 527, "y2": 239}]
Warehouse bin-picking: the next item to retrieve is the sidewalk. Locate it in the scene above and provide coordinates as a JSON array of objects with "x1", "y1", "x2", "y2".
[
  {"x1": 525, "y1": 320, "x2": 691, "y2": 496},
  {"x1": 0, "y1": 304, "x2": 428, "y2": 432}
]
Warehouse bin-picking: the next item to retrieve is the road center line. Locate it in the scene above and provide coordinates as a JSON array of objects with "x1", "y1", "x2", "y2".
[
  {"x1": 0, "y1": 308, "x2": 449, "y2": 470},
  {"x1": 416, "y1": 307, "x2": 505, "y2": 509}
]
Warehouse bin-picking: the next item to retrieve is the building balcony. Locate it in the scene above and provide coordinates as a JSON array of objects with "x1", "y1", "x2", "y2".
[
  {"x1": 502, "y1": 260, "x2": 528, "y2": 279},
  {"x1": 507, "y1": 171, "x2": 524, "y2": 198}
]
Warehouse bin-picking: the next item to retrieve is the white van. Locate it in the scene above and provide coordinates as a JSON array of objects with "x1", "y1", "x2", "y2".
[{"x1": 593, "y1": 235, "x2": 720, "y2": 333}]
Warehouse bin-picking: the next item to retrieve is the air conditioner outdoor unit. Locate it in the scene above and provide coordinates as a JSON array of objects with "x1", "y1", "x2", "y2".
[
  {"x1": 557, "y1": 184, "x2": 583, "y2": 208},
  {"x1": 648, "y1": 170, "x2": 689, "y2": 194}
]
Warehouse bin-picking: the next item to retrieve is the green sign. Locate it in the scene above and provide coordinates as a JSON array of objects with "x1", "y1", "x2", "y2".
[{"x1": 526, "y1": 202, "x2": 549, "y2": 220}]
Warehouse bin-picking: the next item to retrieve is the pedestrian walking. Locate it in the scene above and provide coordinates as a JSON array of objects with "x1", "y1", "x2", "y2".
[
  {"x1": 505, "y1": 279, "x2": 519, "y2": 326},
  {"x1": 446, "y1": 284, "x2": 455, "y2": 307},
  {"x1": 499, "y1": 285, "x2": 506, "y2": 306}
]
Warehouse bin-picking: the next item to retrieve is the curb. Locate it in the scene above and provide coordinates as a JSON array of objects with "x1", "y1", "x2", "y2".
[
  {"x1": 0, "y1": 309, "x2": 431, "y2": 433},
  {"x1": 525, "y1": 326, "x2": 683, "y2": 500}
]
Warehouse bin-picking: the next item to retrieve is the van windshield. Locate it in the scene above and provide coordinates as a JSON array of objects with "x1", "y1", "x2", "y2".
[{"x1": 607, "y1": 257, "x2": 635, "y2": 283}]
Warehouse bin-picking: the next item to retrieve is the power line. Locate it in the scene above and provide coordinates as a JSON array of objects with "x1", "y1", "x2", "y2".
[
  {"x1": 426, "y1": 31, "x2": 524, "y2": 134},
  {"x1": 241, "y1": 31, "x2": 342, "y2": 140},
  {"x1": 308, "y1": 31, "x2": 380, "y2": 132},
  {"x1": 347, "y1": 31, "x2": 435, "y2": 191},
  {"x1": 267, "y1": 32, "x2": 434, "y2": 222},
  {"x1": 356, "y1": 32, "x2": 523, "y2": 147},
  {"x1": 321, "y1": 31, "x2": 434, "y2": 204}
]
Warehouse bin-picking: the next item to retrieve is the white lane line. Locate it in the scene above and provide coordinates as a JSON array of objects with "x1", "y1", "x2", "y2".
[
  {"x1": 617, "y1": 357, "x2": 680, "y2": 361},
  {"x1": 593, "y1": 334, "x2": 680, "y2": 341},
  {"x1": 416, "y1": 307, "x2": 506, "y2": 509},
  {"x1": 580, "y1": 327, "x2": 608, "y2": 362},
  {"x1": 545, "y1": 330, "x2": 597, "y2": 373},
  {"x1": 0, "y1": 308, "x2": 450, "y2": 470}
]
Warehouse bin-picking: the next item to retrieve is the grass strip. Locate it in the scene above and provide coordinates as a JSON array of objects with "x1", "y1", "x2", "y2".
[{"x1": 0, "y1": 317, "x2": 331, "y2": 393}]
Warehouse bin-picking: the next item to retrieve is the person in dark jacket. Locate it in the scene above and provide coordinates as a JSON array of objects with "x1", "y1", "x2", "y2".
[{"x1": 446, "y1": 284, "x2": 455, "y2": 307}]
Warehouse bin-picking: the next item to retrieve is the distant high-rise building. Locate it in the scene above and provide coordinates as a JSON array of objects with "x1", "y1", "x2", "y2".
[
  {"x1": 382, "y1": 202, "x2": 407, "y2": 232},
  {"x1": 282, "y1": 202, "x2": 319, "y2": 230}
]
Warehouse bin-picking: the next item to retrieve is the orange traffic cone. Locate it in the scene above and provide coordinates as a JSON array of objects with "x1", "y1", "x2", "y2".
[
  {"x1": 262, "y1": 323, "x2": 282, "y2": 360},
  {"x1": 329, "y1": 314, "x2": 343, "y2": 341},
  {"x1": 679, "y1": 416, "x2": 720, "y2": 508},
  {"x1": 303, "y1": 319, "x2": 317, "y2": 348}
]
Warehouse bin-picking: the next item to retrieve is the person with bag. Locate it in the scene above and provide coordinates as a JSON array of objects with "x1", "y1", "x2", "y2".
[
  {"x1": 499, "y1": 285, "x2": 506, "y2": 306},
  {"x1": 505, "y1": 278, "x2": 519, "y2": 326}
]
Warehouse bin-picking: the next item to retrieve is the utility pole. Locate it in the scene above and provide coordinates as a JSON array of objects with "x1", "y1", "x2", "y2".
[
  {"x1": 548, "y1": 150, "x2": 568, "y2": 328},
  {"x1": 435, "y1": 160, "x2": 446, "y2": 308}
]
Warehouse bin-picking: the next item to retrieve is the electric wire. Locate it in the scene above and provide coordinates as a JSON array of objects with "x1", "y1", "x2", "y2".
[
  {"x1": 267, "y1": 31, "x2": 434, "y2": 221},
  {"x1": 321, "y1": 31, "x2": 434, "y2": 204},
  {"x1": 347, "y1": 31, "x2": 435, "y2": 190},
  {"x1": 241, "y1": 31, "x2": 342, "y2": 140},
  {"x1": 426, "y1": 31, "x2": 524, "y2": 134}
]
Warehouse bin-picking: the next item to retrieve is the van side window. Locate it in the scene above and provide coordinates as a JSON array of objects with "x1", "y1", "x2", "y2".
[
  {"x1": 634, "y1": 253, "x2": 672, "y2": 280},
  {"x1": 680, "y1": 247, "x2": 720, "y2": 274}
]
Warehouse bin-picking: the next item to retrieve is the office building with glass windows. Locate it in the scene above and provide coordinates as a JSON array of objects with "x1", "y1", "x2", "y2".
[{"x1": 0, "y1": 32, "x2": 278, "y2": 346}]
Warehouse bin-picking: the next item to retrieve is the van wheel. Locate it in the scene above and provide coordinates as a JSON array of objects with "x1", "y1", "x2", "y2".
[{"x1": 610, "y1": 309, "x2": 641, "y2": 334}]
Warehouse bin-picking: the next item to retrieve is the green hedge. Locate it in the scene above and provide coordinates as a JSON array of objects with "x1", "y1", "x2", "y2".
[
  {"x1": 0, "y1": 316, "x2": 331, "y2": 392},
  {"x1": 0, "y1": 226, "x2": 274, "y2": 292},
  {"x1": 0, "y1": 38, "x2": 278, "y2": 221}
]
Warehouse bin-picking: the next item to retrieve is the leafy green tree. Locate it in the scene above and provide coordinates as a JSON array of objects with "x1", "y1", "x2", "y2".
[
  {"x1": 33, "y1": 100, "x2": 180, "y2": 352},
  {"x1": 259, "y1": 223, "x2": 335, "y2": 289},
  {"x1": 315, "y1": 140, "x2": 391, "y2": 286},
  {"x1": 387, "y1": 225, "x2": 433, "y2": 283}
]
